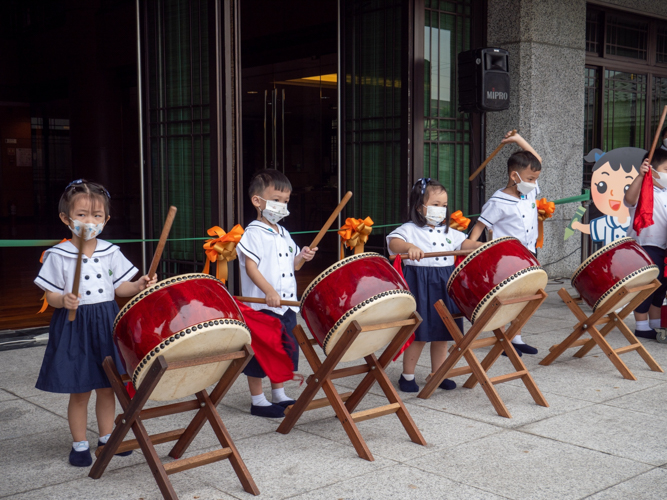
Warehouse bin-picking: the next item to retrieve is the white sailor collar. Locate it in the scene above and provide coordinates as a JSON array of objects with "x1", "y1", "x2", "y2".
[
  {"x1": 246, "y1": 220, "x2": 286, "y2": 237},
  {"x1": 44, "y1": 239, "x2": 119, "y2": 259}
]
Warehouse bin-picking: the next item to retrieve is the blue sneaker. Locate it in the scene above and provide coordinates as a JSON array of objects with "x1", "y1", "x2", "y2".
[
  {"x1": 250, "y1": 403, "x2": 285, "y2": 418},
  {"x1": 69, "y1": 447, "x2": 92, "y2": 467},
  {"x1": 513, "y1": 342, "x2": 538, "y2": 355},
  {"x1": 398, "y1": 375, "x2": 419, "y2": 392},
  {"x1": 274, "y1": 399, "x2": 296, "y2": 408},
  {"x1": 438, "y1": 379, "x2": 456, "y2": 390},
  {"x1": 98, "y1": 440, "x2": 133, "y2": 457},
  {"x1": 635, "y1": 329, "x2": 657, "y2": 340}
]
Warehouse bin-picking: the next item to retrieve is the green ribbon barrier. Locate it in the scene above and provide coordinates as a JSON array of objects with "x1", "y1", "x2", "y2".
[{"x1": 0, "y1": 193, "x2": 593, "y2": 249}]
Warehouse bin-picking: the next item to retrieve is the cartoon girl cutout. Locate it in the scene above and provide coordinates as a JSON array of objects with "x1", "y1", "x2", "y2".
[{"x1": 570, "y1": 147, "x2": 645, "y2": 246}]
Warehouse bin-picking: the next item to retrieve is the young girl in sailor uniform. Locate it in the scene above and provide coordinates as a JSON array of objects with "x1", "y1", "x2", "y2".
[
  {"x1": 35, "y1": 179, "x2": 156, "y2": 467},
  {"x1": 387, "y1": 178, "x2": 481, "y2": 393}
]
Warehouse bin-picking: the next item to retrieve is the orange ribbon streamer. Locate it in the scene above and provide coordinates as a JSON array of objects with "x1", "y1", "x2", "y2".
[
  {"x1": 202, "y1": 225, "x2": 244, "y2": 283},
  {"x1": 338, "y1": 216, "x2": 373, "y2": 258},
  {"x1": 536, "y1": 198, "x2": 555, "y2": 249},
  {"x1": 449, "y1": 210, "x2": 471, "y2": 231},
  {"x1": 37, "y1": 238, "x2": 70, "y2": 314}
]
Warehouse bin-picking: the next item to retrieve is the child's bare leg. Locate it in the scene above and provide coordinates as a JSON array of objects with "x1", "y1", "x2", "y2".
[
  {"x1": 247, "y1": 375, "x2": 264, "y2": 396},
  {"x1": 429, "y1": 341, "x2": 448, "y2": 373},
  {"x1": 68, "y1": 392, "x2": 91, "y2": 442},
  {"x1": 95, "y1": 388, "x2": 115, "y2": 437},
  {"x1": 648, "y1": 305, "x2": 661, "y2": 321},
  {"x1": 402, "y1": 341, "x2": 426, "y2": 375}
]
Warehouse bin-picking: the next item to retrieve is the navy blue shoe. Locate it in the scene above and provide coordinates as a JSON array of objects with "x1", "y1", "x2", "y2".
[
  {"x1": 98, "y1": 440, "x2": 133, "y2": 456},
  {"x1": 250, "y1": 403, "x2": 285, "y2": 418},
  {"x1": 635, "y1": 329, "x2": 657, "y2": 340},
  {"x1": 69, "y1": 447, "x2": 92, "y2": 467},
  {"x1": 274, "y1": 399, "x2": 296, "y2": 408},
  {"x1": 398, "y1": 375, "x2": 419, "y2": 392},
  {"x1": 513, "y1": 342, "x2": 538, "y2": 355},
  {"x1": 438, "y1": 379, "x2": 456, "y2": 390},
  {"x1": 502, "y1": 348, "x2": 522, "y2": 357}
]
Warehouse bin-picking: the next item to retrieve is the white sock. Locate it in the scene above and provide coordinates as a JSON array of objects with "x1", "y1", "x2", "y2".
[
  {"x1": 649, "y1": 319, "x2": 661, "y2": 330},
  {"x1": 271, "y1": 388, "x2": 292, "y2": 403},
  {"x1": 401, "y1": 373, "x2": 415, "y2": 381},
  {"x1": 251, "y1": 394, "x2": 271, "y2": 407},
  {"x1": 636, "y1": 320, "x2": 650, "y2": 331},
  {"x1": 513, "y1": 335, "x2": 525, "y2": 345},
  {"x1": 73, "y1": 440, "x2": 89, "y2": 452},
  {"x1": 99, "y1": 433, "x2": 111, "y2": 444}
]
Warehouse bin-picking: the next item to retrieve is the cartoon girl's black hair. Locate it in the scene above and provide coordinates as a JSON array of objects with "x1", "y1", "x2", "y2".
[
  {"x1": 585, "y1": 147, "x2": 646, "y2": 173},
  {"x1": 408, "y1": 178, "x2": 450, "y2": 231}
]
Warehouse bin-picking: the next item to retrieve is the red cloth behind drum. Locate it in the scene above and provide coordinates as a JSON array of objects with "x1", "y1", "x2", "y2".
[
  {"x1": 392, "y1": 255, "x2": 415, "y2": 362},
  {"x1": 233, "y1": 299, "x2": 295, "y2": 383},
  {"x1": 633, "y1": 172, "x2": 654, "y2": 235}
]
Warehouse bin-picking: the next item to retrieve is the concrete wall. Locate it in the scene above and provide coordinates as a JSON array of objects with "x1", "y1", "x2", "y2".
[{"x1": 484, "y1": 0, "x2": 667, "y2": 278}]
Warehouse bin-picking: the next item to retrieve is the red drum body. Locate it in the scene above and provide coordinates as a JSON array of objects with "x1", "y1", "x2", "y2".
[
  {"x1": 447, "y1": 237, "x2": 548, "y2": 331},
  {"x1": 572, "y1": 237, "x2": 659, "y2": 312},
  {"x1": 301, "y1": 253, "x2": 416, "y2": 362},
  {"x1": 114, "y1": 274, "x2": 251, "y2": 401}
]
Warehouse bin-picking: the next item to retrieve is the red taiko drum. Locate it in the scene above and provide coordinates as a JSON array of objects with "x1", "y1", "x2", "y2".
[
  {"x1": 300, "y1": 253, "x2": 416, "y2": 362},
  {"x1": 572, "y1": 237, "x2": 658, "y2": 312},
  {"x1": 447, "y1": 237, "x2": 548, "y2": 331},
  {"x1": 114, "y1": 274, "x2": 251, "y2": 401}
]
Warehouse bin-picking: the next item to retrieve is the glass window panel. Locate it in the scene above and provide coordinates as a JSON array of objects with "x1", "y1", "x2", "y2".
[
  {"x1": 586, "y1": 9, "x2": 601, "y2": 54},
  {"x1": 651, "y1": 76, "x2": 667, "y2": 139},
  {"x1": 603, "y1": 70, "x2": 646, "y2": 150},
  {"x1": 605, "y1": 15, "x2": 648, "y2": 60},
  {"x1": 658, "y1": 23, "x2": 667, "y2": 64}
]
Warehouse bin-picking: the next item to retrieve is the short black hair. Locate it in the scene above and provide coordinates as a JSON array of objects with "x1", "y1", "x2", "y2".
[
  {"x1": 58, "y1": 179, "x2": 111, "y2": 217},
  {"x1": 646, "y1": 148, "x2": 667, "y2": 168},
  {"x1": 248, "y1": 169, "x2": 292, "y2": 198},
  {"x1": 584, "y1": 147, "x2": 644, "y2": 174},
  {"x1": 507, "y1": 151, "x2": 541, "y2": 174},
  {"x1": 408, "y1": 178, "x2": 450, "y2": 231}
]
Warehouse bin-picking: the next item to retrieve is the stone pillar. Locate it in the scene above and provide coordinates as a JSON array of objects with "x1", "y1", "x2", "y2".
[{"x1": 485, "y1": 0, "x2": 586, "y2": 277}]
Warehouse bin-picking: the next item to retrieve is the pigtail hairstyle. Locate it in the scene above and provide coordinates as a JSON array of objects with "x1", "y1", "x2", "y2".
[
  {"x1": 58, "y1": 179, "x2": 111, "y2": 218},
  {"x1": 408, "y1": 177, "x2": 451, "y2": 232}
]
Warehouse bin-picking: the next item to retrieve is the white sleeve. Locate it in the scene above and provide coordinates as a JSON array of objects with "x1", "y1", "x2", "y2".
[
  {"x1": 478, "y1": 200, "x2": 501, "y2": 228},
  {"x1": 386, "y1": 224, "x2": 411, "y2": 254},
  {"x1": 448, "y1": 228, "x2": 467, "y2": 250},
  {"x1": 237, "y1": 230, "x2": 263, "y2": 266},
  {"x1": 111, "y1": 250, "x2": 139, "y2": 289},
  {"x1": 34, "y1": 252, "x2": 67, "y2": 293}
]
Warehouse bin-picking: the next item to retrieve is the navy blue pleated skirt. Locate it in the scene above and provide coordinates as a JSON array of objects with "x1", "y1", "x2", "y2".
[
  {"x1": 403, "y1": 265, "x2": 463, "y2": 342},
  {"x1": 36, "y1": 301, "x2": 125, "y2": 394}
]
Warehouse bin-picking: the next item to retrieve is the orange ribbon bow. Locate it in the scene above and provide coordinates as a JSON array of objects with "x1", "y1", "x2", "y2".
[
  {"x1": 338, "y1": 216, "x2": 373, "y2": 258},
  {"x1": 37, "y1": 238, "x2": 70, "y2": 313},
  {"x1": 202, "y1": 225, "x2": 244, "y2": 283},
  {"x1": 449, "y1": 210, "x2": 471, "y2": 231},
  {"x1": 536, "y1": 198, "x2": 555, "y2": 249}
]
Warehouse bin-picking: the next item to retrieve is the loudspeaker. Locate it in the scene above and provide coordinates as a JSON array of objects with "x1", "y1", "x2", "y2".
[{"x1": 458, "y1": 48, "x2": 510, "y2": 112}]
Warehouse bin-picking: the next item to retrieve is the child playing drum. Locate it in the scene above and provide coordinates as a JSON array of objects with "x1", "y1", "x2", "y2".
[
  {"x1": 387, "y1": 178, "x2": 482, "y2": 392},
  {"x1": 34, "y1": 180, "x2": 156, "y2": 467},
  {"x1": 237, "y1": 169, "x2": 317, "y2": 417},
  {"x1": 624, "y1": 148, "x2": 667, "y2": 339},
  {"x1": 469, "y1": 131, "x2": 543, "y2": 355}
]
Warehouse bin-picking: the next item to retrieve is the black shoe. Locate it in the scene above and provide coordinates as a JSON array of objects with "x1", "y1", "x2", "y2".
[
  {"x1": 250, "y1": 403, "x2": 285, "y2": 418},
  {"x1": 69, "y1": 447, "x2": 92, "y2": 467},
  {"x1": 635, "y1": 329, "x2": 657, "y2": 340},
  {"x1": 98, "y1": 440, "x2": 133, "y2": 457},
  {"x1": 502, "y1": 348, "x2": 522, "y2": 357},
  {"x1": 438, "y1": 379, "x2": 456, "y2": 390},
  {"x1": 274, "y1": 399, "x2": 296, "y2": 408},
  {"x1": 513, "y1": 342, "x2": 538, "y2": 355},
  {"x1": 398, "y1": 375, "x2": 419, "y2": 392}
]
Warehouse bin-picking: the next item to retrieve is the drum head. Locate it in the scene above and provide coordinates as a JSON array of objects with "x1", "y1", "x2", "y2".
[
  {"x1": 593, "y1": 266, "x2": 659, "y2": 312},
  {"x1": 471, "y1": 268, "x2": 548, "y2": 332},
  {"x1": 323, "y1": 291, "x2": 416, "y2": 362},
  {"x1": 133, "y1": 320, "x2": 251, "y2": 401}
]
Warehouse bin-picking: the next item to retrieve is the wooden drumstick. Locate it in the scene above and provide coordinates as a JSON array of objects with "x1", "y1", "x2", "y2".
[
  {"x1": 147, "y1": 206, "x2": 177, "y2": 279},
  {"x1": 469, "y1": 129, "x2": 517, "y2": 182},
  {"x1": 294, "y1": 191, "x2": 353, "y2": 271},
  {"x1": 68, "y1": 241, "x2": 84, "y2": 322},
  {"x1": 648, "y1": 105, "x2": 667, "y2": 181},
  {"x1": 389, "y1": 249, "x2": 473, "y2": 260},
  {"x1": 235, "y1": 296, "x2": 301, "y2": 307}
]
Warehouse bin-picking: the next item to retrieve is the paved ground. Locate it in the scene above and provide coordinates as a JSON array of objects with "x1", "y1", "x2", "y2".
[{"x1": 1, "y1": 281, "x2": 667, "y2": 500}]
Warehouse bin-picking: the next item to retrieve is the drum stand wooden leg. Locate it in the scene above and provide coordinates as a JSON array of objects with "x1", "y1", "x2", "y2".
[
  {"x1": 89, "y1": 346, "x2": 260, "y2": 498},
  {"x1": 540, "y1": 280, "x2": 664, "y2": 380},
  {"x1": 418, "y1": 291, "x2": 549, "y2": 419},
  {"x1": 276, "y1": 313, "x2": 427, "y2": 461}
]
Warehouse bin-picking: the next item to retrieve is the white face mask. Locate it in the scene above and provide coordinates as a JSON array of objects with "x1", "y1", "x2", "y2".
[
  {"x1": 654, "y1": 169, "x2": 667, "y2": 188},
  {"x1": 69, "y1": 218, "x2": 105, "y2": 241},
  {"x1": 423, "y1": 205, "x2": 447, "y2": 226},
  {"x1": 260, "y1": 198, "x2": 290, "y2": 225},
  {"x1": 515, "y1": 173, "x2": 537, "y2": 195}
]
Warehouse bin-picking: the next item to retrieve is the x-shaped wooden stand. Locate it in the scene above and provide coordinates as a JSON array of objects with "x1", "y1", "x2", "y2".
[
  {"x1": 276, "y1": 313, "x2": 427, "y2": 461},
  {"x1": 89, "y1": 346, "x2": 260, "y2": 499},
  {"x1": 540, "y1": 280, "x2": 664, "y2": 379},
  {"x1": 418, "y1": 291, "x2": 549, "y2": 419}
]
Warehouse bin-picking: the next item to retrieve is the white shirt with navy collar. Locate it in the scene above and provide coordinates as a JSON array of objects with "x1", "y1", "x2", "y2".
[
  {"x1": 625, "y1": 185, "x2": 667, "y2": 249},
  {"x1": 387, "y1": 222, "x2": 467, "y2": 267},
  {"x1": 237, "y1": 220, "x2": 300, "y2": 314},
  {"x1": 35, "y1": 239, "x2": 138, "y2": 305},
  {"x1": 478, "y1": 185, "x2": 540, "y2": 253}
]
